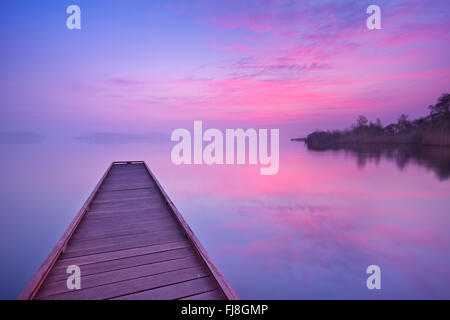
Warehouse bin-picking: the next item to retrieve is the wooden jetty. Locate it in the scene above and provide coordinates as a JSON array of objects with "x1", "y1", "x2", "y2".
[{"x1": 19, "y1": 161, "x2": 237, "y2": 300}]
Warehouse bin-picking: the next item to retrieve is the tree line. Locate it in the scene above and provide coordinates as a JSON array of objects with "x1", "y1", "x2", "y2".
[{"x1": 306, "y1": 93, "x2": 450, "y2": 147}]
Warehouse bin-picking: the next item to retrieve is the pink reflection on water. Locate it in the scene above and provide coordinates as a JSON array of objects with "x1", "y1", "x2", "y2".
[
  {"x1": 2, "y1": 139, "x2": 449, "y2": 299},
  {"x1": 154, "y1": 142, "x2": 450, "y2": 299}
]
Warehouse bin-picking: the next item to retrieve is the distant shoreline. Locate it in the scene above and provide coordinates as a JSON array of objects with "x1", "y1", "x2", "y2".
[
  {"x1": 292, "y1": 129, "x2": 450, "y2": 149},
  {"x1": 293, "y1": 93, "x2": 450, "y2": 149}
]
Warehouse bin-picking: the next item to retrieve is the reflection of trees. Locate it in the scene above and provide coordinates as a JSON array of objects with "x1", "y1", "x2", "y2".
[{"x1": 307, "y1": 144, "x2": 450, "y2": 181}]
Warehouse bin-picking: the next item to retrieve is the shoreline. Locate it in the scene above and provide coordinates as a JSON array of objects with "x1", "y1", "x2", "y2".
[{"x1": 297, "y1": 129, "x2": 450, "y2": 149}]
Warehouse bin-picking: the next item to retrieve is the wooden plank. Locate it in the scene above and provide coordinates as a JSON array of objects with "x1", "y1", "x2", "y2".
[
  {"x1": 81, "y1": 211, "x2": 171, "y2": 222},
  {"x1": 92, "y1": 194, "x2": 163, "y2": 205},
  {"x1": 47, "y1": 246, "x2": 197, "y2": 282},
  {"x1": 75, "y1": 216, "x2": 177, "y2": 230},
  {"x1": 76, "y1": 218, "x2": 178, "y2": 233},
  {"x1": 40, "y1": 267, "x2": 212, "y2": 300},
  {"x1": 62, "y1": 233, "x2": 187, "y2": 259},
  {"x1": 106, "y1": 168, "x2": 148, "y2": 173},
  {"x1": 87, "y1": 205, "x2": 168, "y2": 214},
  {"x1": 102, "y1": 180, "x2": 153, "y2": 187},
  {"x1": 70, "y1": 222, "x2": 179, "y2": 242},
  {"x1": 83, "y1": 206, "x2": 169, "y2": 218},
  {"x1": 65, "y1": 229, "x2": 185, "y2": 250},
  {"x1": 70, "y1": 227, "x2": 184, "y2": 244},
  {"x1": 104, "y1": 173, "x2": 151, "y2": 179},
  {"x1": 94, "y1": 188, "x2": 157, "y2": 200},
  {"x1": 181, "y1": 289, "x2": 227, "y2": 300},
  {"x1": 81, "y1": 210, "x2": 170, "y2": 223},
  {"x1": 74, "y1": 219, "x2": 178, "y2": 234},
  {"x1": 101, "y1": 184, "x2": 153, "y2": 192},
  {"x1": 108, "y1": 167, "x2": 147, "y2": 171},
  {"x1": 113, "y1": 277, "x2": 218, "y2": 300},
  {"x1": 78, "y1": 216, "x2": 174, "y2": 228},
  {"x1": 104, "y1": 175, "x2": 151, "y2": 181},
  {"x1": 74, "y1": 217, "x2": 178, "y2": 234},
  {"x1": 94, "y1": 186, "x2": 153, "y2": 193},
  {"x1": 92, "y1": 194, "x2": 163, "y2": 203},
  {"x1": 57, "y1": 241, "x2": 191, "y2": 266},
  {"x1": 106, "y1": 172, "x2": 149, "y2": 176},
  {"x1": 36, "y1": 256, "x2": 203, "y2": 298}
]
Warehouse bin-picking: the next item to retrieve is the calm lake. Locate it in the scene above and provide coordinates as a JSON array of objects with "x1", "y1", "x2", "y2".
[{"x1": 1, "y1": 136, "x2": 449, "y2": 299}]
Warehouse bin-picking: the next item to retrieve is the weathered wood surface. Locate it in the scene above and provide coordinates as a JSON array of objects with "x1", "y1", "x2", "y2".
[{"x1": 20, "y1": 162, "x2": 237, "y2": 300}]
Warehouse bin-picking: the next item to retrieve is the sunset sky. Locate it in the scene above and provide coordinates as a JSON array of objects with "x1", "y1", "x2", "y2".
[
  {"x1": 1, "y1": 0, "x2": 449, "y2": 137},
  {"x1": 1, "y1": 1, "x2": 450, "y2": 300}
]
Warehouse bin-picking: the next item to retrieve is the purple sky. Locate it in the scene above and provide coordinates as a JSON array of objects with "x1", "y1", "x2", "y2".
[{"x1": 1, "y1": 0, "x2": 449, "y2": 137}]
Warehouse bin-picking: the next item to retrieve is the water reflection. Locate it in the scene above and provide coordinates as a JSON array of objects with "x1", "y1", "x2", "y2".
[
  {"x1": 305, "y1": 143, "x2": 450, "y2": 181},
  {"x1": 0, "y1": 139, "x2": 449, "y2": 299}
]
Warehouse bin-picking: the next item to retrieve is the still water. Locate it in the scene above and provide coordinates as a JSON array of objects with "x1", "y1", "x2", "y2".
[{"x1": 1, "y1": 136, "x2": 449, "y2": 299}]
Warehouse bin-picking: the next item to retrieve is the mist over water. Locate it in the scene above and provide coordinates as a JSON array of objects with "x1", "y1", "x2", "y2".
[{"x1": 1, "y1": 137, "x2": 449, "y2": 299}]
